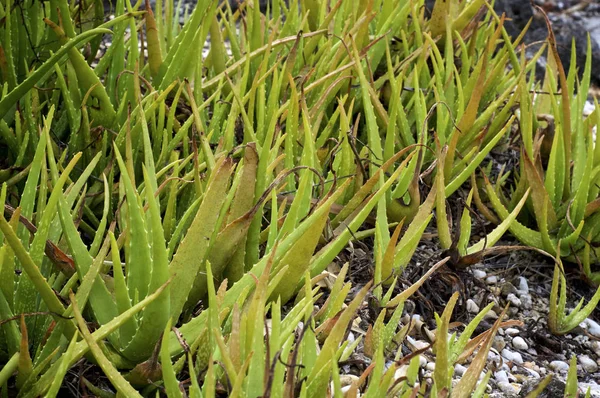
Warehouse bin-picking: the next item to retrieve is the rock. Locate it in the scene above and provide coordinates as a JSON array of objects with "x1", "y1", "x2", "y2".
[
  {"x1": 491, "y1": 0, "x2": 600, "y2": 87},
  {"x1": 591, "y1": 341, "x2": 600, "y2": 358},
  {"x1": 506, "y1": 293, "x2": 522, "y2": 308},
  {"x1": 426, "y1": 362, "x2": 435, "y2": 371},
  {"x1": 520, "y1": 294, "x2": 533, "y2": 310},
  {"x1": 484, "y1": 310, "x2": 499, "y2": 321},
  {"x1": 519, "y1": 377, "x2": 566, "y2": 397},
  {"x1": 454, "y1": 364, "x2": 467, "y2": 377},
  {"x1": 505, "y1": 327, "x2": 520, "y2": 337},
  {"x1": 579, "y1": 355, "x2": 599, "y2": 373},
  {"x1": 579, "y1": 383, "x2": 600, "y2": 398},
  {"x1": 419, "y1": 355, "x2": 427, "y2": 368},
  {"x1": 466, "y1": 299, "x2": 480, "y2": 314},
  {"x1": 493, "y1": 336, "x2": 507, "y2": 351},
  {"x1": 473, "y1": 269, "x2": 487, "y2": 279},
  {"x1": 498, "y1": 381, "x2": 519, "y2": 395},
  {"x1": 394, "y1": 365, "x2": 409, "y2": 380},
  {"x1": 515, "y1": 276, "x2": 529, "y2": 295},
  {"x1": 501, "y1": 282, "x2": 518, "y2": 296},
  {"x1": 581, "y1": 318, "x2": 600, "y2": 338},
  {"x1": 486, "y1": 275, "x2": 499, "y2": 284},
  {"x1": 406, "y1": 336, "x2": 429, "y2": 351},
  {"x1": 339, "y1": 375, "x2": 359, "y2": 387},
  {"x1": 549, "y1": 360, "x2": 570, "y2": 372},
  {"x1": 495, "y1": 370, "x2": 509, "y2": 383},
  {"x1": 512, "y1": 336, "x2": 528, "y2": 350},
  {"x1": 502, "y1": 349, "x2": 524, "y2": 365},
  {"x1": 523, "y1": 367, "x2": 541, "y2": 379}
]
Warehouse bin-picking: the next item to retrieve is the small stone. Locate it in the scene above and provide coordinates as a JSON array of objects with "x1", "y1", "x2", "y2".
[
  {"x1": 515, "y1": 276, "x2": 529, "y2": 294},
  {"x1": 493, "y1": 336, "x2": 506, "y2": 351},
  {"x1": 454, "y1": 364, "x2": 467, "y2": 377},
  {"x1": 486, "y1": 275, "x2": 499, "y2": 284},
  {"x1": 498, "y1": 381, "x2": 518, "y2": 394},
  {"x1": 505, "y1": 327, "x2": 520, "y2": 337},
  {"x1": 394, "y1": 365, "x2": 409, "y2": 380},
  {"x1": 524, "y1": 367, "x2": 541, "y2": 379},
  {"x1": 501, "y1": 348, "x2": 523, "y2": 365},
  {"x1": 527, "y1": 347, "x2": 538, "y2": 356},
  {"x1": 591, "y1": 341, "x2": 600, "y2": 358},
  {"x1": 501, "y1": 282, "x2": 518, "y2": 296},
  {"x1": 520, "y1": 293, "x2": 533, "y2": 310},
  {"x1": 473, "y1": 269, "x2": 487, "y2": 279},
  {"x1": 406, "y1": 336, "x2": 429, "y2": 351},
  {"x1": 506, "y1": 293, "x2": 522, "y2": 308},
  {"x1": 495, "y1": 370, "x2": 509, "y2": 383},
  {"x1": 581, "y1": 319, "x2": 600, "y2": 338},
  {"x1": 484, "y1": 309, "x2": 499, "y2": 321},
  {"x1": 579, "y1": 355, "x2": 599, "y2": 373},
  {"x1": 466, "y1": 299, "x2": 480, "y2": 314},
  {"x1": 426, "y1": 362, "x2": 435, "y2": 371},
  {"x1": 579, "y1": 383, "x2": 600, "y2": 398},
  {"x1": 512, "y1": 336, "x2": 528, "y2": 350},
  {"x1": 339, "y1": 375, "x2": 359, "y2": 387},
  {"x1": 419, "y1": 355, "x2": 427, "y2": 368},
  {"x1": 549, "y1": 360, "x2": 570, "y2": 372}
]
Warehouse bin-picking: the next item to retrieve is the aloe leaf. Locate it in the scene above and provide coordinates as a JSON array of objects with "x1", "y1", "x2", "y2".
[
  {"x1": 169, "y1": 157, "x2": 234, "y2": 318},
  {"x1": 57, "y1": 193, "x2": 118, "y2": 335},
  {"x1": 0, "y1": 28, "x2": 111, "y2": 121},
  {"x1": 445, "y1": 115, "x2": 516, "y2": 196},
  {"x1": 145, "y1": 0, "x2": 163, "y2": 79},
  {"x1": 160, "y1": 319, "x2": 183, "y2": 398},
  {"x1": 0, "y1": 352, "x2": 19, "y2": 387},
  {"x1": 70, "y1": 292, "x2": 142, "y2": 397},
  {"x1": 0, "y1": 283, "x2": 20, "y2": 356},
  {"x1": 114, "y1": 147, "x2": 152, "y2": 304},
  {"x1": 307, "y1": 282, "x2": 372, "y2": 396},
  {"x1": 45, "y1": 333, "x2": 78, "y2": 398},
  {"x1": 119, "y1": 167, "x2": 171, "y2": 361},
  {"x1": 484, "y1": 178, "x2": 544, "y2": 248},
  {"x1": 0, "y1": 214, "x2": 75, "y2": 337},
  {"x1": 453, "y1": 306, "x2": 508, "y2": 397},
  {"x1": 269, "y1": 184, "x2": 344, "y2": 303},
  {"x1": 466, "y1": 189, "x2": 530, "y2": 254},
  {"x1": 23, "y1": 281, "x2": 170, "y2": 398}
]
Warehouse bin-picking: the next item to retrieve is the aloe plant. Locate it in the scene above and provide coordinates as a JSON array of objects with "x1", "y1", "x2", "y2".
[{"x1": 0, "y1": 0, "x2": 598, "y2": 395}]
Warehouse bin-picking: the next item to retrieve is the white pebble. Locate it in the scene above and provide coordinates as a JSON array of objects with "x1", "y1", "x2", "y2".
[
  {"x1": 549, "y1": 360, "x2": 570, "y2": 372},
  {"x1": 580, "y1": 355, "x2": 599, "y2": 373},
  {"x1": 512, "y1": 336, "x2": 529, "y2": 350},
  {"x1": 473, "y1": 269, "x2": 487, "y2": 279},
  {"x1": 419, "y1": 356, "x2": 427, "y2": 368},
  {"x1": 506, "y1": 293, "x2": 522, "y2": 308},
  {"x1": 498, "y1": 381, "x2": 518, "y2": 394},
  {"x1": 484, "y1": 310, "x2": 499, "y2": 321},
  {"x1": 426, "y1": 362, "x2": 435, "y2": 371},
  {"x1": 494, "y1": 370, "x2": 509, "y2": 383},
  {"x1": 406, "y1": 336, "x2": 429, "y2": 350},
  {"x1": 505, "y1": 328, "x2": 520, "y2": 337},
  {"x1": 466, "y1": 299, "x2": 480, "y2": 313},
  {"x1": 454, "y1": 364, "x2": 467, "y2": 377},
  {"x1": 579, "y1": 383, "x2": 600, "y2": 398},
  {"x1": 501, "y1": 348, "x2": 524, "y2": 364},
  {"x1": 520, "y1": 294, "x2": 533, "y2": 310},
  {"x1": 394, "y1": 365, "x2": 409, "y2": 380},
  {"x1": 592, "y1": 341, "x2": 600, "y2": 358},
  {"x1": 486, "y1": 275, "x2": 498, "y2": 284},
  {"x1": 581, "y1": 319, "x2": 600, "y2": 338},
  {"x1": 516, "y1": 276, "x2": 529, "y2": 294},
  {"x1": 524, "y1": 368, "x2": 540, "y2": 378}
]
